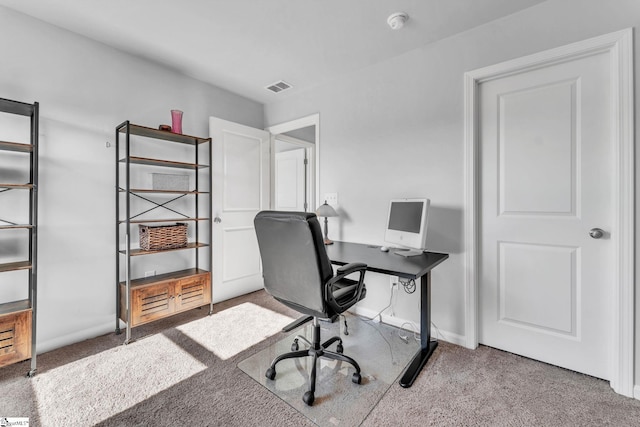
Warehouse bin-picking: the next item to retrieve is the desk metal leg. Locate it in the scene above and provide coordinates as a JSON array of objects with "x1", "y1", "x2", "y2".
[{"x1": 399, "y1": 272, "x2": 437, "y2": 388}]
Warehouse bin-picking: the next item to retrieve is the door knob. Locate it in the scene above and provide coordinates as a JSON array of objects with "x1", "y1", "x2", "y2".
[
  {"x1": 214, "y1": 217, "x2": 222, "y2": 224},
  {"x1": 589, "y1": 228, "x2": 604, "y2": 239}
]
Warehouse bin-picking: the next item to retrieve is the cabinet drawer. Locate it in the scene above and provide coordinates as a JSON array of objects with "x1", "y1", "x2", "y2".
[{"x1": 0, "y1": 309, "x2": 32, "y2": 368}]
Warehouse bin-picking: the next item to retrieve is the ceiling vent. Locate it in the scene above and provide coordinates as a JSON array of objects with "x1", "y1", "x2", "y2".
[{"x1": 265, "y1": 80, "x2": 292, "y2": 94}]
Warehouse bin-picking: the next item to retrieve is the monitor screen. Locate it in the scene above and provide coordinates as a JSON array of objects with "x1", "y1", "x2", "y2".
[
  {"x1": 388, "y1": 201, "x2": 424, "y2": 233},
  {"x1": 384, "y1": 198, "x2": 430, "y2": 253}
]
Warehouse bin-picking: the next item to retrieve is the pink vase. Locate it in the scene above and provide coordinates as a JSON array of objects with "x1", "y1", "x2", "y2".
[{"x1": 171, "y1": 110, "x2": 183, "y2": 134}]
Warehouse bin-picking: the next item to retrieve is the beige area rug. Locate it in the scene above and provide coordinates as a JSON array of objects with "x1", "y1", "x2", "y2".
[
  {"x1": 29, "y1": 302, "x2": 293, "y2": 427},
  {"x1": 238, "y1": 315, "x2": 419, "y2": 427},
  {"x1": 175, "y1": 302, "x2": 294, "y2": 360}
]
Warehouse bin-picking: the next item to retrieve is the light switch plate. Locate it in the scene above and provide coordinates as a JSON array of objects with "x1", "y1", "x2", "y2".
[{"x1": 324, "y1": 193, "x2": 338, "y2": 207}]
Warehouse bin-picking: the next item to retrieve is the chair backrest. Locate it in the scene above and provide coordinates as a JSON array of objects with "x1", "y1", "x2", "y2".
[{"x1": 254, "y1": 211, "x2": 334, "y2": 316}]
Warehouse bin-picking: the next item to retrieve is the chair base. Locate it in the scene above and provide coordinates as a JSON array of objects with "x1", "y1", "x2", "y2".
[
  {"x1": 281, "y1": 315, "x2": 313, "y2": 332},
  {"x1": 266, "y1": 318, "x2": 362, "y2": 406}
]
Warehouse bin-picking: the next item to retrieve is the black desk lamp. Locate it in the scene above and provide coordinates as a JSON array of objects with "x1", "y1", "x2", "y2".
[{"x1": 315, "y1": 200, "x2": 338, "y2": 245}]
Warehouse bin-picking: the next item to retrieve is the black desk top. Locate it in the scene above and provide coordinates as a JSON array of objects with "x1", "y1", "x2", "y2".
[{"x1": 326, "y1": 241, "x2": 449, "y2": 280}]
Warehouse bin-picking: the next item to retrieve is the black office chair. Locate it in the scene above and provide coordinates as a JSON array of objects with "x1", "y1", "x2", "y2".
[{"x1": 254, "y1": 211, "x2": 367, "y2": 406}]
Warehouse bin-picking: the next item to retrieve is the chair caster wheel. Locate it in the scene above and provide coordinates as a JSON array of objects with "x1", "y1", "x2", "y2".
[
  {"x1": 291, "y1": 339, "x2": 299, "y2": 351},
  {"x1": 303, "y1": 391, "x2": 314, "y2": 406},
  {"x1": 352, "y1": 372, "x2": 362, "y2": 384},
  {"x1": 265, "y1": 367, "x2": 276, "y2": 380},
  {"x1": 336, "y1": 343, "x2": 344, "y2": 354}
]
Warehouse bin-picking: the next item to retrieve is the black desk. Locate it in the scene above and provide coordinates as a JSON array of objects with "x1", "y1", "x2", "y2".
[{"x1": 325, "y1": 241, "x2": 449, "y2": 388}]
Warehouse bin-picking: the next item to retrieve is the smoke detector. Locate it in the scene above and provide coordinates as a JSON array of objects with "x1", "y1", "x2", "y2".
[{"x1": 387, "y1": 12, "x2": 409, "y2": 30}]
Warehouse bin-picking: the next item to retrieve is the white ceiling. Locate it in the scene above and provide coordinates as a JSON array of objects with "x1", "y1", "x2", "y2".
[{"x1": 0, "y1": 0, "x2": 546, "y2": 104}]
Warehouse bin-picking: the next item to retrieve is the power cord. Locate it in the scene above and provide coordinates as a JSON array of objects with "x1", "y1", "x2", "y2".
[
  {"x1": 431, "y1": 320, "x2": 444, "y2": 341},
  {"x1": 398, "y1": 322, "x2": 419, "y2": 343},
  {"x1": 399, "y1": 278, "x2": 416, "y2": 294},
  {"x1": 361, "y1": 282, "x2": 398, "y2": 323},
  {"x1": 398, "y1": 321, "x2": 445, "y2": 343},
  {"x1": 358, "y1": 278, "x2": 444, "y2": 345}
]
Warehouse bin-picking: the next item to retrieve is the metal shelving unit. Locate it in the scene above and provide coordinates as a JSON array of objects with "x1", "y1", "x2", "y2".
[
  {"x1": 0, "y1": 97, "x2": 38, "y2": 376},
  {"x1": 115, "y1": 122, "x2": 212, "y2": 344}
]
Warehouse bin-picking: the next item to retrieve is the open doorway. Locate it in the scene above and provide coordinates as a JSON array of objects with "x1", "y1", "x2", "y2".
[{"x1": 267, "y1": 114, "x2": 319, "y2": 213}]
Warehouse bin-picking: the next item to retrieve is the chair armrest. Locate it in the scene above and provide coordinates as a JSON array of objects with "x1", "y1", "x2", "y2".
[
  {"x1": 325, "y1": 263, "x2": 367, "y2": 313},
  {"x1": 337, "y1": 262, "x2": 367, "y2": 276}
]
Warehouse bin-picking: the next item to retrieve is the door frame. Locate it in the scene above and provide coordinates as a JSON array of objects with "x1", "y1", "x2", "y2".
[
  {"x1": 463, "y1": 29, "x2": 634, "y2": 396},
  {"x1": 266, "y1": 113, "x2": 320, "y2": 211},
  {"x1": 273, "y1": 134, "x2": 312, "y2": 211}
]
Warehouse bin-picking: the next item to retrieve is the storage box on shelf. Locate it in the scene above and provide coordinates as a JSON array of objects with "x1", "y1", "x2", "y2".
[
  {"x1": 0, "y1": 97, "x2": 38, "y2": 376},
  {"x1": 151, "y1": 173, "x2": 189, "y2": 191},
  {"x1": 139, "y1": 223, "x2": 188, "y2": 251},
  {"x1": 116, "y1": 122, "x2": 212, "y2": 344}
]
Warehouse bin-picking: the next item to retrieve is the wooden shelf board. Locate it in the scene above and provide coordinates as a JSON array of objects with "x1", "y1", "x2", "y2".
[
  {"x1": 0, "y1": 300, "x2": 31, "y2": 316},
  {"x1": 121, "y1": 156, "x2": 208, "y2": 170},
  {"x1": 0, "y1": 98, "x2": 34, "y2": 116},
  {"x1": 117, "y1": 123, "x2": 211, "y2": 145},
  {"x1": 0, "y1": 225, "x2": 33, "y2": 230},
  {"x1": 0, "y1": 261, "x2": 31, "y2": 273},
  {"x1": 120, "y1": 268, "x2": 209, "y2": 288},
  {"x1": 119, "y1": 242, "x2": 209, "y2": 257},
  {"x1": 0, "y1": 183, "x2": 33, "y2": 189},
  {"x1": 0, "y1": 141, "x2": 32, "y2": 153},
  {"x1": 119, "y1": 218, "x2": 210, "y2": 224}
]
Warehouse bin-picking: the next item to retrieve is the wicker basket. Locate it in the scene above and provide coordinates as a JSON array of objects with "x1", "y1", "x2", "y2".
[{"x1": 139, "y1": 223, "x2": 188, "y2": 251}]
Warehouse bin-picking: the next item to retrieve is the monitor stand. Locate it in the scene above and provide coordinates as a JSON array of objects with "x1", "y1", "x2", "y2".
[{"x1": 394, "y1": 249, "x2": 424, "y2": 257}]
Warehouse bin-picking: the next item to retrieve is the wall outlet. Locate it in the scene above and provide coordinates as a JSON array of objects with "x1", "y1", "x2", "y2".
[
  {"x1": 389, "y1": 277, "x2": 398, "y2": 317},
  {"x1": 390, "y1": 277, "x2": 398, "y2": 289},
  {"x1": 324, "y1": 192, "x2": 338, "y2": 208},
  {"x1": 144, "y1": 270, "x2": 156, "y2": 278}
]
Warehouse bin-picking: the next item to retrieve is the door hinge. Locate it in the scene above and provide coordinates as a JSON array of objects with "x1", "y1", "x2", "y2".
[{"x1": 304, "y1": 159, "x2": 308, "y2": 165}]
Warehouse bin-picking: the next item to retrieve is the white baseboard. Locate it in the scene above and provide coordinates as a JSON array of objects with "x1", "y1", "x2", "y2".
[
  {"x1": 37, "y1": 321, "x2": 115, "y2": 355},
  {"x1": 634, "y1": 385, "x2": 640, "y2": 400},
  {"x1": 349, "y1": 306, "x2": 466, "y2": 347}
]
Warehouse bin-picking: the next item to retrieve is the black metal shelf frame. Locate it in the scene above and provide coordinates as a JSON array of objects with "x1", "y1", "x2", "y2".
[
  {"x1": 115, "y1": 120, "x2": 213, "y2": 344},
  {"x1": 0, "y1": 97, "x2": 38, "y2": 377}
]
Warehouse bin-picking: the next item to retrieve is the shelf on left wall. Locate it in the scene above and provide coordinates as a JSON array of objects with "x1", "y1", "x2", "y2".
[{"x1": 0, "y1": 97, "x2": 39, "y2": 377}]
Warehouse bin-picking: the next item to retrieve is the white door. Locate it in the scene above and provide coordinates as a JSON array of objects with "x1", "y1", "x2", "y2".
[
  {"x1": 210, "y1": 117, "x2": 270, "y2": 303},
  {"x1": 274, "y1": 148, "x2": 306, "y2": 211},
  {"x1": 479, "y1": 49, "x2": 613, "y2": 379}
]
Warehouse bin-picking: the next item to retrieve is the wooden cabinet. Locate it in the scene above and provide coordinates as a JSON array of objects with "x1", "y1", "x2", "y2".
[
  {"x1": 120, "y1": 269, "x2": 211, "y2": 327},
  {"x1": 0, "y1": 308, "x2": 32, "y2": 367},
  {"x1": 116, "y1": 122, "x2": 212, "y2": 343},
  {"x1": 0, "y1": 98, "x2": 38, "y2": 376}
]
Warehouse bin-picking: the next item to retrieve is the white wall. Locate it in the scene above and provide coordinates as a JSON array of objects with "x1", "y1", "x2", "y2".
[
  {"x1": 264, "y1": 0, "x2": 640, "y2": 382},
  {"x1": 0, "y1": 7, "x2": 263, "y2": 352}
]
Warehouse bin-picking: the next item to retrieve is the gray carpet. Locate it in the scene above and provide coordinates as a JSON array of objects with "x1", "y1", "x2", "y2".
[{"x1": 2, "y1": 290, "x2": 640, "y2": 426}]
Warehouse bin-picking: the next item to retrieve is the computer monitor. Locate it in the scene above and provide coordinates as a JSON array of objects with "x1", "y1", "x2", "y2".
[{"x1": 384, "y1": 198, "x2": 430, "y2": 257}]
